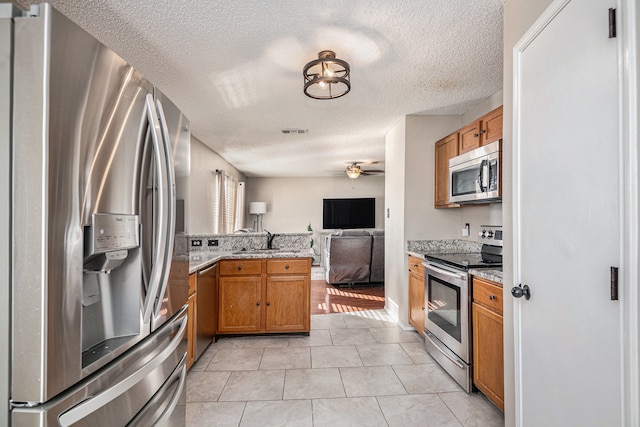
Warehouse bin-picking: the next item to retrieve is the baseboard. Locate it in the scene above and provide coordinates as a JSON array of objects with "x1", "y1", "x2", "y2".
[{"x1": 310, "y1": 266, "x2": 325, "y2": 281}]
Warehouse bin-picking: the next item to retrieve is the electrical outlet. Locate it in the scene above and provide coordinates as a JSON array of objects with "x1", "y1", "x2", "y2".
[
  {"x1": 462, "y1": 223, "x2": 470, "y2": 237},
  {"x1": 208, "y1": 239, "x2": 218, "y2": 247},
  {"x1": 191, "y1": 239, "x2": 202, "y2": 247}
]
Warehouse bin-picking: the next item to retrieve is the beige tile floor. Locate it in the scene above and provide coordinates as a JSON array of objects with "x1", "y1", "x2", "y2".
[{"x1": 186, "y1": 310, "x2": 504, "y2": 427}]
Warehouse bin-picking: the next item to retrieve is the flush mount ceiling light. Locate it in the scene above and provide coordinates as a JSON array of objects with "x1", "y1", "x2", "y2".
[{"x1": 303, "y1": 50, "x2": 350, "y2": 100}]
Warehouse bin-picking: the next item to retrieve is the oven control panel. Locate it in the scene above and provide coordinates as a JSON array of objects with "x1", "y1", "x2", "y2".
[{"x1": 478, "y1": 225, "x2": 502, "y2": 246}]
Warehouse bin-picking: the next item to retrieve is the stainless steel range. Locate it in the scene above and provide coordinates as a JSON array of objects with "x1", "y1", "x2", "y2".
[{"x1": 422, "y1": 226, "x2": 502, "y2": 392}]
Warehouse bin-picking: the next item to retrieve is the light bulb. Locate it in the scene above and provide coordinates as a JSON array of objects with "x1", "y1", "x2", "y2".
[
  {"x1": 318, "y1": 80, "x2": 327, "y2": 89},
  {"x1": 322, "y1": 61, "x2": 334, "y2": 78}
]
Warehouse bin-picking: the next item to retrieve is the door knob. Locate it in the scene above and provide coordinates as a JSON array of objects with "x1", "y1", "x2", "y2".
[{"x1": 511, "y1": 284, "x2": 531, "y2": 300}]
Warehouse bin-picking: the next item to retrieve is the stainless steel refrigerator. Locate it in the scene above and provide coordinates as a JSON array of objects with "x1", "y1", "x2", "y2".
[{"x1": 1, "y1": 3, "x2": 191, "y2": 425}]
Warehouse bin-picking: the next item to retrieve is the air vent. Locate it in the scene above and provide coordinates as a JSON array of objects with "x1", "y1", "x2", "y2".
[{"x1": 281, "y1": 129, "x2": 308, "y2": 135}]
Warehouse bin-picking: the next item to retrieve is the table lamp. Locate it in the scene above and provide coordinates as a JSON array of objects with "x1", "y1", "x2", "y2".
[{"x1": 249, "y1": 202, "x2": 267, "y2": 232}]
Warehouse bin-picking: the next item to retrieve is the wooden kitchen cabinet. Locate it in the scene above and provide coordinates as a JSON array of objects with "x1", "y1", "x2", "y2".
[
  {"x1": 265, "y1": 276, "x2": 308, "y2": 331},
  {"x1": 472, "y1": 276, "x2": 504, "y2": 411},
  {"x1": 407, "y1": 255, "x2": 425, "y2": 336},
  {"x1": 434, "y1": 132, "x2": 460, "y2": 208},
  {"x1": 459, "y1": 121, "x2": 481, "y2": 154},
  {"x1": 217, "y1": 258, "x2": 311, "y2": 334},
  {"x1": 458, "y1": 106, "x2": 503, "y2": 154},
  {"x1": 186, "y1": 273, "x2": 197, "y2": 370},
  {"x1": 479, "y1": 105, "x2": 503, "y2": 146},
  {"x1": 218, "y1": 275, "x2": 262, "y2": 333}
]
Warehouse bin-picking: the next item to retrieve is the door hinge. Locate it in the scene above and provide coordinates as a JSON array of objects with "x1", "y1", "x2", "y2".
[
  {"x1": 610, "y1": 266, "x2": 619, "y2": 300},
  {"x1": 609, "y1": 8, "x2": 617, "y2": 38}
]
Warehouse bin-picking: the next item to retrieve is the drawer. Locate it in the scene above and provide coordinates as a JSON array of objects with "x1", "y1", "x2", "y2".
[
  {"x1": 408, "y1": 255, "x2": 424, "y2": 277},
  {"x1": 473, "y1": 277, "x2": 503, "y2": 315},
  {"x1": 266, "y1": 259, "x2": 309, "y2": 275},
  {"x1": 188, "y1": 273, "x2": 197, "y2": 296},
  {"x1": 219, "y1": 259, "x2": 262, "y2": 276}
]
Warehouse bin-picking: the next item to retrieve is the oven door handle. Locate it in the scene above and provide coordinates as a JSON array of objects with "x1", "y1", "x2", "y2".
[
  {"x1": 423, "y1": 263, "x2": 466, "y2": 281},
  {"x1": 425, "y1": 331, "x2": 466, "y2": 370}
]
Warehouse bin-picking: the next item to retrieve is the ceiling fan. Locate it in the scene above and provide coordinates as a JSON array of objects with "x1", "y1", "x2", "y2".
[{"x1": 345, "y1": 162, "x2": 384, "y2": 179}]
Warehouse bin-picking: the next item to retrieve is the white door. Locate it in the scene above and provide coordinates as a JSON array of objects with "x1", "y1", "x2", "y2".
[{"x1": 513, "y1": 0, "x2": 621, "y2": 426}]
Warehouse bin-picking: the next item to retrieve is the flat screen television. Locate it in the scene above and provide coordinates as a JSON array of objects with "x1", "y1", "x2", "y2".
[{"x1": 323, "y1": 198, "x2": 375, "y2": 229}]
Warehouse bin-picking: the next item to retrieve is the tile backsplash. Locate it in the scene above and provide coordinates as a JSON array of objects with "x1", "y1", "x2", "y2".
[
  {"x1": 188, "y1": 232, "x2": 311, "y2": 252},
  {"x1": 406, "y1": 239, "x2": 482, "y2": 254}
]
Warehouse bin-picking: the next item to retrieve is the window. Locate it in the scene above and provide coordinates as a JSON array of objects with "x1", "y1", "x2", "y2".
[{"x1": 213, "y1": 171, "x2": 245, "y2": 233}]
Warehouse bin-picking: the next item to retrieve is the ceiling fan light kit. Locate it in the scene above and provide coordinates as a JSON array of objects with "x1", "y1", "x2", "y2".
[
  {"x1": 344, "y1": 162, "x2": 384, "y2": 179},
  {"x1": 346, "y1": 164, "x2": 362, "y2": 179},
  {"x1": 303, "y1": 50, "x2": 351, "y2": 100}
]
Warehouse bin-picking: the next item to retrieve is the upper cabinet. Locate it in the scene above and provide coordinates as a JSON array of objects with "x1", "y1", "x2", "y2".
[
  {"x1": 434, "y1": 132, "x2": 460, "y2": 209},
  {"x1": 480, "y1": 106, "x2": 503, "y2": 146},
  {"x1": 459, "y1": 121, "x2": 481, "y2": 154},
  {"x1": 459, "y1": 105, "x2": 503, "y2": 155}
]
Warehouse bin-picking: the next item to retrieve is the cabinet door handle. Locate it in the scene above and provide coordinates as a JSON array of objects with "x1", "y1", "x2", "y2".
[
  {"x1": 421, "y1": 306, "x2": 425, "y2": 311},
  {"x1": 489, "y1": 295, "x2": 496, "y2": 300},
  {"x1": 474, "y1": 133, "x2": 479, "y2": 138},
  {"x1": 285, "y1": 265, "x2": 289, "y2": 270},
  {"x1": 237, "y1": 265, "x2": 242, "y2": 271},
  {"x1": 481, "y1": 129, "x2": 487, "y2": 134},
  {"x1": 266, "y1": 302, "x2": 270, "y2": 306},
  {"x1": 256, "y1": 302, "x2": 260, "y2": 306}
]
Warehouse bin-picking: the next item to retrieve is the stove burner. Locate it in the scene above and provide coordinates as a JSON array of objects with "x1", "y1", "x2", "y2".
[{"x1": 425, "y1": 244, "x2": 503, "y2": 270}]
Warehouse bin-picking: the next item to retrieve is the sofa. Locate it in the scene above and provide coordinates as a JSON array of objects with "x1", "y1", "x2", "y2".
[{"x1": 324, "y1": 229, "x2": 384, "y2": 286}]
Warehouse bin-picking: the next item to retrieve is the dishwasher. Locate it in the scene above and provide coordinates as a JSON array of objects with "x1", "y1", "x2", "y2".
[{"x1": 196, "y1": 263, "x2": 218, "y2": 359}]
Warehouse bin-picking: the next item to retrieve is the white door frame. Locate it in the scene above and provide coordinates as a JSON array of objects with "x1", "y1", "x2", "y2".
[
  {"x1": 512, "y1": 0, "x2": 639, "y2": 425},
  {"x1": 618, "y1": 0, "x2": 640, "y2": 425}
]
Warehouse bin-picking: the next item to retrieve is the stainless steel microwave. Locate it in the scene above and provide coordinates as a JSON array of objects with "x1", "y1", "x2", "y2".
[{"x1": 449, "y1": 140, "x2": 501, "y2": 204}]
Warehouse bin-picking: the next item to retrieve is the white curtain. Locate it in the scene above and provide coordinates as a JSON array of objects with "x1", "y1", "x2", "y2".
[
  {"x1": 234, "y1": 182, "x2": 245, "y2": 232},
  {"x1": 213, "y1": 170, "x2": 244, "y2": 233},
  {"x1": 212, "y1": 170, "x2": 226, "y2": 233}
]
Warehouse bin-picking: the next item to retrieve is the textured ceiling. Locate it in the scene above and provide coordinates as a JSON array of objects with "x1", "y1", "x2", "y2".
[{"x1": 42, "y1": 0, "x2": 504, "y2": 177}]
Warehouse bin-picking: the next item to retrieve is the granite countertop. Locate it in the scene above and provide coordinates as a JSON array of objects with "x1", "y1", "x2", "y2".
[
  {"x1": 406, "y1": 251, "x2": 425, "y2": 259},
  {"x1": 469, "y1": 268, "x2": 503, "y2": 285},
  {"x1": 189, "y1": 249, "x2": 312, "y2": 274}
]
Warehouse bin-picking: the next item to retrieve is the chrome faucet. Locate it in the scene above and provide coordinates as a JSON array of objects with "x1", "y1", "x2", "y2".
[{"x1": 265, "y1": 230, "x2": 277, "y2": 249}]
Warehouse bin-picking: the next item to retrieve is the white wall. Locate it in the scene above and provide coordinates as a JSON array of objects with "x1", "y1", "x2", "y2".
[
  {"x1": 245, "y1": 175, "x2": 385, "y2": 238},
  {"x1": 503, "y1": 1, "x2": 553, "y2": 426},
  {"x1": 187, "y1": 137, "x2": 246, "y2": 234},
  {"x1": 404, "y1": 115, "x2": 461, "y2": 241},
  {"x1": 384, "y1": 117, "x2": 406, "y2": 323}
]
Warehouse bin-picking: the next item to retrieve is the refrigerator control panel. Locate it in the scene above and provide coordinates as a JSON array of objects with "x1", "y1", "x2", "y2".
[{"x1": 84, "y1": 213, "x2": 140, "y2": 258}]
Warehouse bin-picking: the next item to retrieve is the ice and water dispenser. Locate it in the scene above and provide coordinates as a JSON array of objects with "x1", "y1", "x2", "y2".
[{"x1": 82, "y1": 214, "x2": 142, "y2": 368}]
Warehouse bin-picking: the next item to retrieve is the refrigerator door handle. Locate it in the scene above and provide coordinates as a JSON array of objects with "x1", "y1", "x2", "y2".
[
  {"x1": 151, "y1": 99, "x2": 176, "y2": 318},
  {"x1": 57, "y1": 313, "x2": 187, "y2": 426},
  {"x1": 142, "y1": 93, "x2": 170, "y2": 323}
]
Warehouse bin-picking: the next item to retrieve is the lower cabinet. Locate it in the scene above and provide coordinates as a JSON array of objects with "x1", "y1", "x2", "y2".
[
  {"x1": 407, "y1": 255, "x2": 425, "y2": 336},
  {"x1": 472, "y1": 276, "x2": 504, "y2": 411},
  {"x1": 265, "y1": 275, "x2": 310, "y2": 332},
  {"x1": 218, "y1": 275, "x2": 262, "y2": 333},
  {"x1": 186, "y1": 273, "x2": 197, "y2": 370},
  {"x1": 217, "y1": 258, "x2": 311, "y2": 334}
]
